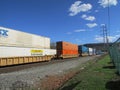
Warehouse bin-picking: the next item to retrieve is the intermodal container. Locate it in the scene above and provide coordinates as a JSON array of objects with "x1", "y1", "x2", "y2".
[
  {"x1": 0, "y1": 26, "x2": 50, "y2": 49},
  {"x1": 56, "y1": 41, "x2": 78, "y2": 58},
  {"x1": 93, "y1": 48, "x2": 96, "y2": 55},
  {"x1": 78, "y1": 45, "x2": 89, "y2": 56},
  {"x1": 0, "y1": 46, "x2": 56, "y2": 57},
  {"x1": 88, "y1": 48, "x2": 93, "y2": 55}
]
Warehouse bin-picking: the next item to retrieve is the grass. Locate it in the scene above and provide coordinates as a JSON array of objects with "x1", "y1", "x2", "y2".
[{"x1": 59, "y1": 55, "x2": 119, "y2": 90}]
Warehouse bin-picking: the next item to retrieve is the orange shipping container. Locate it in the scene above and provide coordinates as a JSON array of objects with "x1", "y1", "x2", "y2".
[
  {"x1": 57, "y1": 50, "x2": 78, "y2": 55},
  {"x1": 56, "y1": 41, "x2": 78, "y2": 56},
  {"x1": 57, "y1": 41, "x2": 78, "y2": 50}
]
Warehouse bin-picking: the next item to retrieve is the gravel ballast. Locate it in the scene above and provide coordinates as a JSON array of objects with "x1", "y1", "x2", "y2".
[{"x1": 0, "y1": 56, "x2": 100, "y2": 89}]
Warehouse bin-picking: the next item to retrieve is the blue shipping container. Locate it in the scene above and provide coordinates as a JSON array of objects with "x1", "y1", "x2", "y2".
[
  {"x1": 81, "y1": 46, "x2": 89, "y2": 53},
  {"x1": 78, "y1": 45, "x2": 89, "y2": 53}
]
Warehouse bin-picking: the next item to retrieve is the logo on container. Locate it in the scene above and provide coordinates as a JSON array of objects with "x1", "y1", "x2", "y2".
[
  {"x1": 31, "y1": 49, "x2": 43, "y2": 56},
  {"x1": 0, "y1": 29, "x2": 8, "y2": 37}
]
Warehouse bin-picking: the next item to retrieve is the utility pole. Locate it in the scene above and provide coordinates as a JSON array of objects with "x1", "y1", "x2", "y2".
[
  {"x1": 108, "y1": 0, "x2": 110, "y2": 37},
  {"x1": 101, "y1": 24, "x2": 109, "y2": 51}
]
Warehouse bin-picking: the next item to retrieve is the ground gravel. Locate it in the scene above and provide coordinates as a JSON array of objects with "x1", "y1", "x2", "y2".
[{"x1": 0, "y1": 56, "x2": 99, "y2": 89}]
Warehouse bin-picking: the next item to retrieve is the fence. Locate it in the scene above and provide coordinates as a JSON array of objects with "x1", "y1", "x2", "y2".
[{"x1": 109, "y1": 37, "x2": 120, "y2": 74}]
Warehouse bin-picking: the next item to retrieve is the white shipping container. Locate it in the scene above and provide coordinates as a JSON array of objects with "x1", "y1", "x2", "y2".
[
  {"x1": 93, "y1": 49, "x2": 96, "y2": 55},
  {"x1": 0, "y1": 26, "x2": 50, "y2": 49},
  {"x1": 0, "y1": 46, "x2": 56, "y2": 58},
  {"x1": 44, "y1": 49, "x2": 56, "y2": 55},
  {"x1": 89, "y1": 48, "x2": 93, "y2": 55}
]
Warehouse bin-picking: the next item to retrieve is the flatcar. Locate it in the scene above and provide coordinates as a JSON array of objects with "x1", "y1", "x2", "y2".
[{"x1": 0, "y1": 27, "x2": 56, "y2": 66}]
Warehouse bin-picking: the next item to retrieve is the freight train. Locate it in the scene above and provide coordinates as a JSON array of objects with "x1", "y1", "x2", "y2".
[{"x1": 0, "y1": 27, "x2": 96, "y2": 67}]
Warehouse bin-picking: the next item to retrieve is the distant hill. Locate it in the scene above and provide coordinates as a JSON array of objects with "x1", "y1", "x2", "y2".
[{"x1": 83, "y1": 43, "x2": 113, "y2": 51}]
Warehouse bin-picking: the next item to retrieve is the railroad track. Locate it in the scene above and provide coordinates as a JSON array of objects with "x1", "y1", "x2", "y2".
[{"x1": 0, "y1": 57, "x2": 82, "y2": 74}]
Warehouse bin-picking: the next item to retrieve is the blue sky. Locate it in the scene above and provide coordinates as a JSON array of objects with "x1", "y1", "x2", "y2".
[{"x1": 0, "y1": 0, "x2": 120, "y2": 44}]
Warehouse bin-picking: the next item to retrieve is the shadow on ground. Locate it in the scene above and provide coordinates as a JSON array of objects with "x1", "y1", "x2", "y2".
[
  {"x1": 108, "y1": 61, "x2": 113, "y2": 64},
  {"x1": 106, "y1": 80, "x2": 120, "y2": 90},
  {"x1": 104, "y1": 64, "x2": 120, "y2": 90},
  {"x1": 103, "y1": 65, "x2": 115, "y2": 69},
  {"x1": 60, "y1": 81, "x2": 81, "y2": 90}
]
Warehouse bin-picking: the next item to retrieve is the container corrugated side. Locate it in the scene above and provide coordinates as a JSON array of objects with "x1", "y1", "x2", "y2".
[
  {"x1": 44, "y1": 37, "x2": 50, "y2": 49},
  {"x1": 56, "y1": 41, "x2": 78, "y2": 56},
  {"x1": 0, "y1": 26, "x2": 50, "y2": 48},
  {"x1": 56, "y1": 41, "x2": 78, "y2": 51},
  {"x1": 0, "y1": 46, "x2": 55, "y2": 58},
  {"x1": 89, "y1": 48, "x2": 93, "y2": 55}
]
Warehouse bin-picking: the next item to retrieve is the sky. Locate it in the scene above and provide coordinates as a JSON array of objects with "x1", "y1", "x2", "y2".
[{"x1": 0, "y1": 0, "x2": 120, "y2": 44}]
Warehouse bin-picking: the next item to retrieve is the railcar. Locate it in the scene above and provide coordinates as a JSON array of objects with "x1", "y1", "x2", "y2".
[
  {"x1": 0, "y1": 26, "x2": 56, "y2": 66},
  {"x1": 0, "y1": 26, "x2": 95, "y2": 67}
]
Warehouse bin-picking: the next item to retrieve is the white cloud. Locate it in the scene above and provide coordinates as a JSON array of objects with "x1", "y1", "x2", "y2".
[
  {"x1": 74, "y1": 29, "x2": 86, "y2": 32},
  {"x1": 66, "y1": 29, "x2": 86, "y2": 35},
  {"x1": 86, "y1": 23, "x2": 98, "y2": 28},
  {"x1": 75, "y1": 38, "x2": 81, "y2": 43},
  {"x1": 81, "y1": 14, "x2": 87, "y2": 18},
  {"x1": 69, "y1": 1, "x2": 92, "y2": 16},
  {"x1": 95, "y1": 10, "x2": 99, "y2": 12},
  {"x1": 86, "y1": 16, "x2": 95, "y2": 21},
  {"x1": 95, "y1": 35, "x2": 120, "y2": 42},
  {"x1": 116, "y1": 30, "x2": 120, "y2": 33},
  {"x1": 81, "y1": 14, "x2": 95, "y2": 21},
  {"x1": 98, "y1": 0, "x2": 118, "y2": 8},
  {"x1": 66, "y1": 32, "x2": 72, "y2": 34},
  {"x1": 101, "y1": 24, "x2": 106, "y2": 26},
  {"x1": 95, "y1": 36, "x2": 103, "y2": 42}
]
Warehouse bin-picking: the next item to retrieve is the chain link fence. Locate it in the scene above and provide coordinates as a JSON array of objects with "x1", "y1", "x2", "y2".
[{"x1": 109, "y1": 37, "x2": 120, "y2": 74}]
